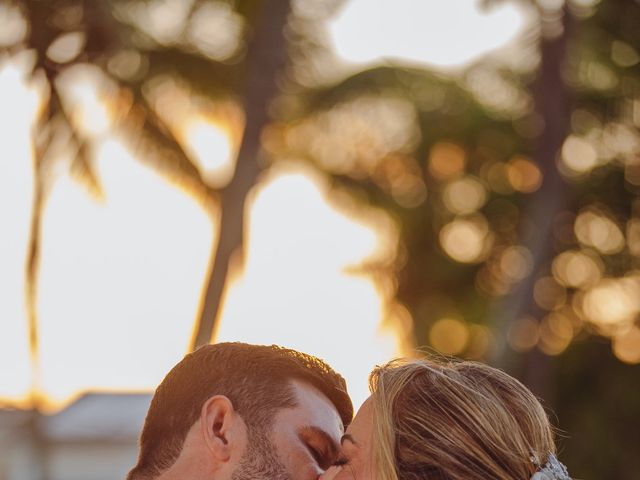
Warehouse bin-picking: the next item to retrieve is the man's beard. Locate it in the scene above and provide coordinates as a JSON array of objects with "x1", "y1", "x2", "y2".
[{"x1": 231, "y1": 427, "x2": 290, "y2": 480}]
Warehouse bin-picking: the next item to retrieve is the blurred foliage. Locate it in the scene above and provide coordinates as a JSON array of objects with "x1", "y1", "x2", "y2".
[{"x1": 1, "y1": 0, "x2": 639, "y2": 478}]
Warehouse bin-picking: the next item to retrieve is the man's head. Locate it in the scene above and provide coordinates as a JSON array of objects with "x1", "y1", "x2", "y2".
[{"x1": 127, "y1": 343, "x2": 353, "y2": 480}]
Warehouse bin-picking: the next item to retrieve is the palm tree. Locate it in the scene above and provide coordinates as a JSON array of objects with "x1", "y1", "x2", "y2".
[{"x1": 0, "y1": 0, "x2": 297, "y2": 376}]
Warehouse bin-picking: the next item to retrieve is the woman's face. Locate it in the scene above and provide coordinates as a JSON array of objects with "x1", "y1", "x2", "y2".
[{"x1": 320, "y1": 397, "x2": 376, "y2": 480}]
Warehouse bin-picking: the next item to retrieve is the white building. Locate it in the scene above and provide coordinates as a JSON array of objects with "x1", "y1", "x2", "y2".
[{"x1": 0, "y1": 393, "x2": 152, "y2": 480}]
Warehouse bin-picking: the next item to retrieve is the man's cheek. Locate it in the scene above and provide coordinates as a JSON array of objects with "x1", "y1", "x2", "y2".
[{"x1": 285, "y1": 449, "x2": 322, "y2": 480}]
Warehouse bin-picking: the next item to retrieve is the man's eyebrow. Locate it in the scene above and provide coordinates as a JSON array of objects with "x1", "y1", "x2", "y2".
[
  {"x1": 299, "y1": 426, "x2": 340, "y2": 455},
  {"x1": 341, "y1": 433, "x2": 356, "y2": 446}
]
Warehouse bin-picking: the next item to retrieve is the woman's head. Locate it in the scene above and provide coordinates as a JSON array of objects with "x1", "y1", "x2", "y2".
[{"x1": 370, "y1": 358, "x2": 556, "y2": 480}]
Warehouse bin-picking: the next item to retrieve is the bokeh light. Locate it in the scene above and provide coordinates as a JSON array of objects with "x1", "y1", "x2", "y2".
[
  {"x1": 182, "y1": 116, "x2": 236, "y2": 187},
  {"x1": 439, "y1": 215, "x2": 493, "y2": 264},
  {"x1": 628, "y1": 218, "x2": 640, "y2": 256},
  {"x1": 506, "y1": 156, "x2": 543, "y2": 193},
  {"x1": 0, "y1": 3, "x2": 27, "y2": 47},
  {"x1": 580, "y1": 276, "x2": 640, "y2": 332},
  {"x1": 538, "y1": 311, "x2": 574, "y2": 356},
  {"x1": 611, "y1": 41, "x2": 640, "y2": 68},
  {"x1": 428, "y1": 142, "x2": 466, "y2": 181},
  {"x1": 499, "y1": 245, "x2": 534, "y2": 283},
  {"x1": 284, "y1": 95, "x2": 420, "y2": 176},
  {"x1": 612, "y1": 326, "x2": 640, "y2": 364},
  {"x1": 507, "y1": 316, "x2": 539, "y2": 352},
  {"x1": 57, "y1": 65, "x2": 114, "y2": 138},
  {"x1": 442, "y1": 175, "x2": 487, "y2": 214},
  {"x1": 429, "y1": 318, "x2": 470, "y2": 355},
  {"x1": 187, "y1": 1, "x2": 245, "y2": 61},
  {"x1": 484, "y1": 161, "x2": 514, "y2": 194},
  {"x1": 574, "y1": 209, "x2": 625, "y2": 254},
  {"x1": 465, "y1": 324, "x2": 493, "y2": 359},
  {"x1": 533, "y1": 276, "x2": 567, "y2": 311},
  {"x1": 551, "y1": 249, "x2": 603, "y2": 289},
  {"x1": 46, "y1": 31, "x2": 85, "y2": 64},
  {"x1": 560, "y1": 134, "x2": 599, "y2": 175}
]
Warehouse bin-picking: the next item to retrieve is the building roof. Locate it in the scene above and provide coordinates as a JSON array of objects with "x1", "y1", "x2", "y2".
[
  {"x1": 1, "y1": 392, "x2": 153, "y2": 443},
  {"x1": 44, "y1": 392, "x2": 152, "y2": 442}
]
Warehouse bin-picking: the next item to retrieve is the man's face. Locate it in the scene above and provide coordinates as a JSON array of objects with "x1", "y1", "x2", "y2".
[{"x1": 232, "y1": 380, "x2": 345, "y2": 480}]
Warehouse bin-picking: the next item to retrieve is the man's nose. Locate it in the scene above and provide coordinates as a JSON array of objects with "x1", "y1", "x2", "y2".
[{"x1": 318, "y1": 465, "x2": 343, "y2": 480}]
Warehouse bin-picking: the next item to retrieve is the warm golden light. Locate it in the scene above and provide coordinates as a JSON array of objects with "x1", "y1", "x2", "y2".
[
  {"x1": 429, "y1": 318, "x2": 470, "y2": 355},
  {"x1": 117, "y1": 0, "x2": 191, "y2": 45},
  {"x1": 612, "y1": 326, "x2": 640, "y2": 364},
  {"x1": 183, "y1": 117, "x2": 235, "y2": 187},
  {"x1": 538, "y1": 312, "x2": 573, "y2": 356},
  {"x1": 107, "y1": 49, "x2": 144, "y2": 80},
  {"x1": 439, "y1": 215, "x2": 493, "y2": 264},
  {"x1": 551, "y1": 249, "x2": 603, "y2": 289},
  {"x1": 626, "y1": 161, "x2": 640, "y2": 187},
  {"x1": 58, "y1": 65, "x2": 113, "y2": 138},
  {"x1": 601, "y1": 122, "x2": 640, "y2": 163},
  {"x1": 46, "y1": 32, "x2": 86, "y2": 64},
  {"x1": 611, "y1": 41, "x2": 640, "y2": 68},
  {"x1": 285, "y1": 96, "x2": 418, "y2": 175},
  {"x1": 560, "y1": 134, "x2": 598, "y2": 175},
  {"x1": 0, "y1": 4, "x2": 27, "y2": 47},
  {"x1": 187, "y1": 1, "x2": 244, "y2": 61},
  {"x1": 574, "y1": 209, "x2": 625, "y2": 254},
  {"x1": 533, "y1": 276, "x2": 566, "y2": 311},
  {"x1": 628, "y1": 218, "x2": 640, "y2": 256},
  {"x1": 580, "y1": 276, "x2": 640, "y2": 331},
  {"x1": 36, "y1": 139, "x2": 214, "y2": 409},
  {"x1": 428, "y1": 142, "x2": 466, "y2": 181},
  {"x1": 499, "y1": 245, "x2": 534, "y2": 282},
  {"x1": 442, "y1": 175, "x2": 487, "y2": 214},
  {"x1": 506, "y1": 156, "x2": 543, "y2": 193},
  {"x1": 116, "y1": 0, "x2": 243, "y2": 61},
  {"x1": 216, "y1": 165, "x2": 401, "y2": 408},
  {"x1": 0, "y1": 62, "x2": 404, "y2": 413},
  {"x1": 485, "y1": 162, "x2": 514, "y2": 194},
  {"x1": 465, "y1": 324, "x2": 493, "y2": 360},
  {"x1": 579, "y1": 60, "x2": 618, "y2": 91},
  {"x1": 507, "y1": 316, "x2": 539, "y2": 352}
]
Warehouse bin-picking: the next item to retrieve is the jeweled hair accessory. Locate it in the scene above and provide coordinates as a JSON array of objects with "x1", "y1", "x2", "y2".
[{"x1": 530, "y1": 453, "x2": 571, "y2": 480}]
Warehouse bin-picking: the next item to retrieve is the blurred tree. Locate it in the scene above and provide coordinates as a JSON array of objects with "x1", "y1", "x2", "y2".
[
  {"x1": 192, "y1": 0, "x2": 291, "y2": 348},
  {"x1": 278, "y1": 1, "x2": 640, "y2": 478},
  {"x1": 0, "y1": 0, "x2": 295, "y2": 362},
  {"x1": 2, "y1": 0, "x2": 639, "y2": 478}
]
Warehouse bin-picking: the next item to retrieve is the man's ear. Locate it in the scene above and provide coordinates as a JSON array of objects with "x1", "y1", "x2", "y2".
[{"x1": 200, "y1": 395, "x2": 246, "y2": 462}]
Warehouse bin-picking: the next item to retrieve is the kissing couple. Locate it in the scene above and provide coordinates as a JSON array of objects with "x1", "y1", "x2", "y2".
[{"x1": 126, "y1": 342, "x2": 570, "y2": 480}]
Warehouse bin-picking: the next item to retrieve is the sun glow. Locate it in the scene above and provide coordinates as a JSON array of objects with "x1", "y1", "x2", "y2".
[
  {"x1": 328, "y1": 0, "x2": 528, "y2": 70},
  {"x1": 34, "y1": 139, "x2": 214, "y2": 409},
  {"x1": 216, "y1": 166, "x2": 400, "y2": 409},
  {"x1": 0, "y1": 62, "x2": 402, "y2": 412}
]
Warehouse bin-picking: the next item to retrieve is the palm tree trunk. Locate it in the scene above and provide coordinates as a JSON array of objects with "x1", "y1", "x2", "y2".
[
  {"x1": 26, "y1": 104, "x2": 50, "y2": 480},
  {"x1": 493, "y1": 5, "x2": 572, "y2": 399},
  {"x1": 191, "y1": 0, "x2": 292, "y2": 349}
]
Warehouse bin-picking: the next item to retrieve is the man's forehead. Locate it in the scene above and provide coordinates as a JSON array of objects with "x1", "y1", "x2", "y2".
[{"x1": 286, "y1": 379, "x2": 345, "y2": 438}]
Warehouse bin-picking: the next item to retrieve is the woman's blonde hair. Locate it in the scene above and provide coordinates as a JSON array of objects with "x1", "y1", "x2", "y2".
[{"x1": 370, "y1": 358, "x2": 556, "y2": 480}]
